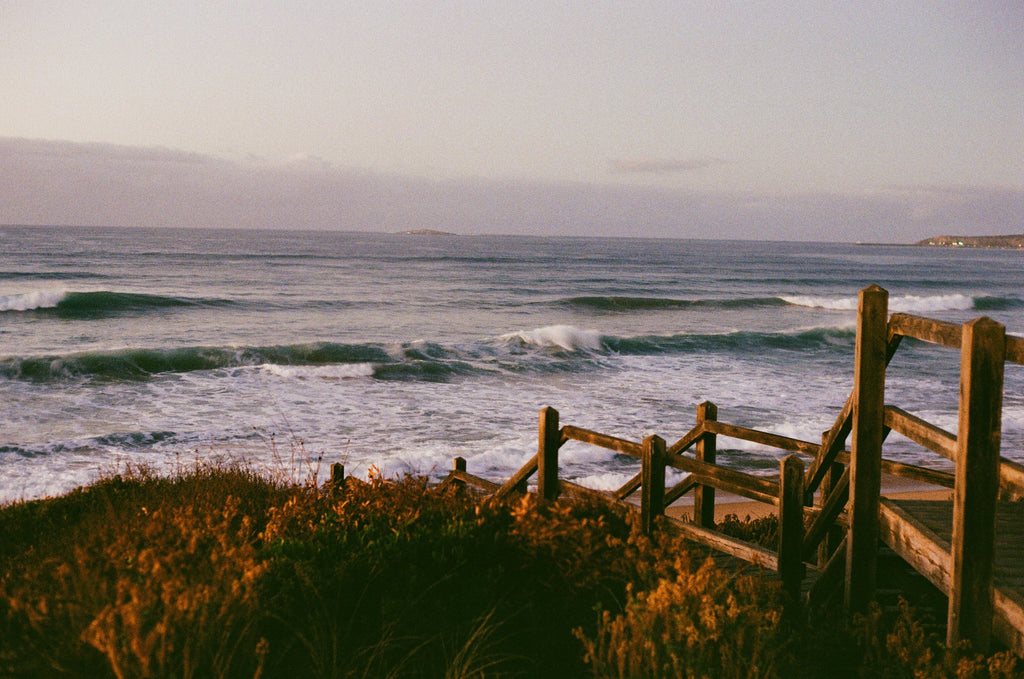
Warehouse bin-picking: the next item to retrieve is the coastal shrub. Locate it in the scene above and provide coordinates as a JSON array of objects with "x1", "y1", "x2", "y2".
[
  {"x1": 3, "y1": 466, "x2": 1024, "y2": 679},
  {"x1": 576, "y1": 556, "x2": 795, "y2": 679}
]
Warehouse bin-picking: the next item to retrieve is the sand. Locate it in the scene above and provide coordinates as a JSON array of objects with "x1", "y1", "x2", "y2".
[{"x1": 664, "y1": 473, "x2": 953, "y2": 522}]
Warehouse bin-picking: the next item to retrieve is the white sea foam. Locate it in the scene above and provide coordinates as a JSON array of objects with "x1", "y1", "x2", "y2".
[
  {"x1": 259, "y1": 363, "x2": 376, "y2": 379},
  {"x1": 783, "y1": 293, "x2": 976, "y2": 313},
  {"x1": 0, "y1": 289, "x2": 67, "y2": 312},
  {"x1": 501, "y1": 325, "x2": 605, "y2": 351}
]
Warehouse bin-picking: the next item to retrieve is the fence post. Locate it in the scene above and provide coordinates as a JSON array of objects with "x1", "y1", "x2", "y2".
[
  {"x1": 817, "y1": 432, "x2": 845, "y2": 568},
  {"x1": 948, "y1": 317, "x2": 1004, "y2": 653},
  {"x1": 779, "y1": 454, "x2": 806, "y2": 603},
  {"x1": 694, "y1": 401, "x2": 717, "y2": 528},
  {"x1": 845, "y1": 285, "x2": 887, "y2": 613},
  {"x1": 641, "y1": 435, "x2": 666, "y2": 535},
  {"x1": 330, "y1": 462, "x2": 345, "y2": 487},
  {"x1": 537, "y1": 406, "x2": 560, "y2": 502}
]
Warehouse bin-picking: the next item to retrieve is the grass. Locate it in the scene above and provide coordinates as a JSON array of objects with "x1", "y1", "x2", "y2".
[{"x1": 1, "y1": 464, "x2": 1021, "y2": 678}]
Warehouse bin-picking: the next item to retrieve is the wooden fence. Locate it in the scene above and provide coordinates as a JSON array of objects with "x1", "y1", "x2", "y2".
[{"x1": 436, "y1": 285, "x2": 1024, "y2": 654}]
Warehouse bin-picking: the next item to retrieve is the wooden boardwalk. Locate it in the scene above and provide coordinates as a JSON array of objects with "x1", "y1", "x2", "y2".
[
  {"x1": 434, "y1": 285, "x2": 1024, "y2": 656},
  {"x1": 882, "y1": 499, "x2": 1024, "y2": 653}
]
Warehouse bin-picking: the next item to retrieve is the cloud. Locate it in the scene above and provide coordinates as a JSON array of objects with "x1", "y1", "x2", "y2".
[
  {"x1": 608, "y1": 157, "x2": 725, "y2": 175},
  {"x1": 0, "y1": 137, "x2": 1021, "y2": 243}
]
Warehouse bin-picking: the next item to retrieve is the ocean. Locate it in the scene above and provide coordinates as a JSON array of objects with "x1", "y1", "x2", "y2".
[{"x1": 1, "y1": 225, "x2": 1022, "y2": 503}]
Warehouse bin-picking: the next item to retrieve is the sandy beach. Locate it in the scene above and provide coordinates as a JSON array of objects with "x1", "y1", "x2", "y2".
[{"x1": 665, "y1": 473, "x2": 954, "y2": 522}]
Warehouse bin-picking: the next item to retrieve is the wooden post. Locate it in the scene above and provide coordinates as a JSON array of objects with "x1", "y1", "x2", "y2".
[
  {"x1": 948, "y1": 317, "x2": 1005, "y2": 652},
  {"x1": 537, "y1": 406, "x2": 560, "y2": 502},
  {"x1": 694, "y1": 401, "x2": 717, "y2": 528},
  {"x1": 779, "y1": 454, "x2": 806, "y2": 603},
  {"x1": 641, "y1": 435, "x2": 666, "y2": 535},
  {"x1": 845, "y1": 285, "x2": 887, "y2": 612},
  {"x1": 817, "y1": 432, "x2": 845, "y2": 568},
  {"x1": 330, "y1": 462, "x2": 345, "y2": 486}
]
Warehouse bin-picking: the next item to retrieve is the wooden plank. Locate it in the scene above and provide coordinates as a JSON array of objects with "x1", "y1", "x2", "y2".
[
  {"x1": 779, "y1": 455, "x2": 806, "y2": 601},
  {"x1": 1000, "y1": 459, "x2": 1024, "y2": 501},
  {"x1": 804, "y1": 467, "x2": 850, "y2": 560},
  {"x1": 665, "y1": 515, "x2": 779, "y2": 570},
  {"x1": 695, "y1": 402, "x2": 717, "y2": 528},
  {"x1": 1007, "y1": 334, "x2": 1024, "y2": 366},
  {"x1": 884, "y1": 406, "x2": 957, "y2": 461},
  {"x1": 560, "y1": 425, "x2": 642, "y2": 457},
  {"x1": 666, "y1": 425, "x2": 705, "y2": 456},
  {"x1": 664, "y1": 475, "x2": 697, "y2": 506},
  {"x1": 703, "y1": 420, "x2": 819, "y2": 457},
  {"x1": 615, "y1": 472, "x2": 643, "y2": 500},
  {"x1": 805, "y1": 395, "x2": 853, "y2": 495},
  {"x1": 558, "y1": 479, "x2": 617, "y2": 504},
  {"x1": 879, "y1": 498, "x2": 952, "y2": 594},
  {"x1": 537, "y1": 406, "x2": 560, "y2": 502},
  {"x1": 888, "y1": 312, "x2": 962, "y2": 349},
  {"x1": 881, "y1": 460, "x2": 955, "y2": 489},
  {"x1": 993, "y1": 588, "x2": 1024, "y2": 657},
  {"x1": 494, "y1": 454, "x2": 538, "y2": 500},
  {"x1": 641, "y1": 435, "x2": 666, "y2": 535},
  {"x1": 448, "y1": 469, "x2": 503, "y2": 494},
  {"x1": 846, "y1": 285, "x2": 888, "y2": 613},
  {"x1": 949, "y1": 317, "x2": 1004, "y2": 652},
  {"x1": 664, "y1": 453, "x2": 780, "y2": 504}
]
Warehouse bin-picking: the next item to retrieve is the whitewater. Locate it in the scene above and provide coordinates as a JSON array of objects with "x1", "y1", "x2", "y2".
[{"x1": 1, "y1": 226, "x2": 1022, "y2": 502}]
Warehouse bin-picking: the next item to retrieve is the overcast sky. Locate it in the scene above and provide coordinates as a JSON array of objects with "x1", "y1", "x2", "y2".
[{"x1": 2, "y1": 2, "x2": 1022, "y2": 241}]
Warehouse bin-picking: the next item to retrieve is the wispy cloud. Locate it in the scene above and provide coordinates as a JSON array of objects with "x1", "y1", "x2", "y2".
[{"x1": 608, "y1": 157, "x2": 725, "y2": 175}]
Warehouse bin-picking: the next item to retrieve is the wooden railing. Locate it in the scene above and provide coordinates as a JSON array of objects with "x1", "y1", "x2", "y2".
[{"x1": 439, "y1": 285, "x2": 1024, "y2": 654}]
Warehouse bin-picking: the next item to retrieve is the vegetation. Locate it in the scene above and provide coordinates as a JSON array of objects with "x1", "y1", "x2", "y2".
[{"x1": 1, "y1": 465, "x2": 1021, "y2": 678}]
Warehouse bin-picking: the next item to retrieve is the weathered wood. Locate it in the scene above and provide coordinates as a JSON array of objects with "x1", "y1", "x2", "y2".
[
  {"x1": 494, "y1": 454, "x2": 538, "y2": 500},
  {"x1": 664, "y1": 515, "x2": 779, "y2": 570},
  {"x1": 779, "y1": 455, "x2": 806, "y2": 602},
  {"x1": 806, "y1": 329, "x2": 902, "y2": 496},
  {"x1": 449, "y1": 469, "x2": 503, "y2": 494},
  {"x1": 330, "y1": 462, "x2": 345, "y2": 486},
  {"x1": 948, "y1": 317, "x2": 1005, "y2": 652},
  {"x1": 704, "y1": 419, "x2": 819, "y2": 457},
  {"x1": 558, "y1": 479, "x2": 617, "y2": 504},
  {"x1": 805, "y1": 395, "x2": 853, "y2": 495},
  {"x1": 641, "y1": 435, "x2": 666, "y2": 535},
  {"x1": 538, "y1": 406, "x2": 560, "y2": 502},
  {"x1": 889, "y1": 313, "x2": 962, "y2": 348},
  {"x1": 1000, "y1": 459, "x2": 1024, "y2": 501},
  {"x1": 664, "y1": 454, "x2": 780, "y2": 505},
  {"x1": 615, "y1": 472, "x2": 643, "y2": 500},
  {"x1": 884, "y1": 406, "x2": 957, "y2": 461},
  {"x1": 694, "y1": 402, "x2": 718, "y2": 528},
  {"x1": 804, "y1": 467, "x2": 850, "y2": 560},
  {"x1": 816, "y1": 432, "x2": 846, "y2": 568},
  {"x1": 994, "y1": 588, "x2": 1024, "y2": 657},
  {"x1": 879, "y1": 498, "x2": 952, "y2": 594},
  {"x1": 846, "y1": 285, "x2": 888, "y2": 613},
  {"x1": 664, "y1": 475, "x2": 697, "y2": 507},
  {"x1": 1007, "y1": 334, "x2": 1024, "y2": 366},
  {"x1": 666, "y1": 424, "x2": 705, "y2": 456},
  {"x1": 808, "y1": 535, "x2": 848, "y2": 607},
  {"x1": 561, "y1": 425, "x2": 642, "y2": 457}
]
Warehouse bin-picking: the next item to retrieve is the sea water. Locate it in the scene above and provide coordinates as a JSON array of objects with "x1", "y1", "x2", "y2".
[{"x1": 1, "y1": 226, "x2": 1022, "y2": 502}]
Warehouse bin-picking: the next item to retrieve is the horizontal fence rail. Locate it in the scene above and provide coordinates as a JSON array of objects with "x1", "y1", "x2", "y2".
[{"x1": 434, "y1": 286, "x2": 1024, "y2": 655}]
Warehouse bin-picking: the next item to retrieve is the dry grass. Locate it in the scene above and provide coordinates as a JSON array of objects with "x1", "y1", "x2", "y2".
[{"x1": 1, "y1": 465, "x2": 1021, "y2": 678}]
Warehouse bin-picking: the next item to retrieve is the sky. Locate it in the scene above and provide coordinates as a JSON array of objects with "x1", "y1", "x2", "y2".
[{"x1": 1, "y1": 1, "x2": 1022, "y2": 241}]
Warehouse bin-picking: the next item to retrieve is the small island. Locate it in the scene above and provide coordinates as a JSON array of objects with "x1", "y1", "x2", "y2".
[{"x1": 918, "y1": 234, "x2": 1024, "y2": 249}]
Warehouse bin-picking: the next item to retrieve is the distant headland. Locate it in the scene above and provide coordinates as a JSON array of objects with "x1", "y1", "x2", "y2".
[
  {"x1": 399, "y1": 229, "x2": 457, "y2": 236},
  {"x1": 917, "y1": 234, "x2": 1024, "y2": 250}
]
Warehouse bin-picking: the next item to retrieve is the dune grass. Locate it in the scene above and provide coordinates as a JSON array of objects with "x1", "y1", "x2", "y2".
[{"x1": 0, "y1": 464, "x2": 1020, "y2": 678}]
